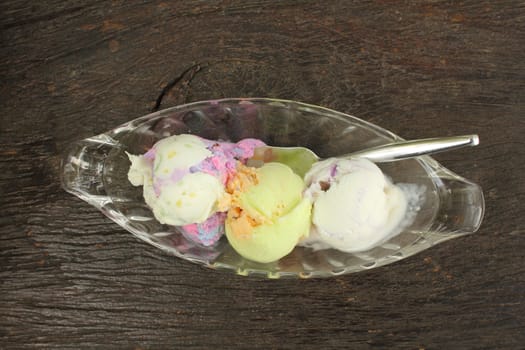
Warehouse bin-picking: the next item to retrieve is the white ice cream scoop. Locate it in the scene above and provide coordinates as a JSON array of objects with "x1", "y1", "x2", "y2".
[
  {"x1": 127, "y1": 134, "x2": 226, "y2": 227},
  {"x1": 302, "y1": 158, "x2": 409, "y2": 252}
]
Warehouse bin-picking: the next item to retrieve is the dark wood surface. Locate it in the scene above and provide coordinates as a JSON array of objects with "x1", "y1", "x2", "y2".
[{"x1": 1, "y1": 1, "x2": 524, "y2": 348}]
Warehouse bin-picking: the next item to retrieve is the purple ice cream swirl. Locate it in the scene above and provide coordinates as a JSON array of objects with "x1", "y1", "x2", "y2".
[
  {"x1": 143, "y1": 146, "x2": 187, "y2": 197},
  {"x1": 191, "y1": 138, "x2": 266, "y2": 185},
  {"x1": 179, "y1": 137, "x2": 265, "y2": 246}
]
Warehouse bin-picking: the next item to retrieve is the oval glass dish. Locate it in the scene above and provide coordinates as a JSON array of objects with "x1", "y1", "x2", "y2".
[{"x1": 61, "y1": 98, "x2": 484, "y2": 278}]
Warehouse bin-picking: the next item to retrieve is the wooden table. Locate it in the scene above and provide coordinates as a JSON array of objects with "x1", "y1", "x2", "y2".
[{"x1": 2, "y1": 1, "x2": 524, "y2": 348}]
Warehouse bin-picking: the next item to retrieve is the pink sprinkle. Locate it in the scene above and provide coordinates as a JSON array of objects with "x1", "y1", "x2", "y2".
[{"x1": 211, "y1": 157, "x2": 223, "y2": 170}]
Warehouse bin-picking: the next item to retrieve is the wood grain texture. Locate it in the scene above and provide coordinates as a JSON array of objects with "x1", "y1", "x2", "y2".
[{"x1": 1, "y1": 0, "x2": 524, "y2": 348}]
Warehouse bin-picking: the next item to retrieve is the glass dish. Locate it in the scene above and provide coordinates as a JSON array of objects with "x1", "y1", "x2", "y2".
[{"x1": 60, "y1": 98, "x2": 484, "y2": 278}]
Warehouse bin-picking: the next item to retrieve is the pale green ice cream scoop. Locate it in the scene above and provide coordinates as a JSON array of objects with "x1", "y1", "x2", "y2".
[{"x1": 225, "y1": 162, "x2": 312, "y2": 263}]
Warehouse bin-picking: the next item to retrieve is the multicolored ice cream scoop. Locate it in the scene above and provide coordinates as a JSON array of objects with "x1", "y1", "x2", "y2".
[{"x1": 127, "y1": 134, "x2": 264, "y2": 246}]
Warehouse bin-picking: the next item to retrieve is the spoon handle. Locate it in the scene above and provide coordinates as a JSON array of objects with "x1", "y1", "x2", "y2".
[{"x1": 347, "y1": 134, "x2": 479, "y2": 162}]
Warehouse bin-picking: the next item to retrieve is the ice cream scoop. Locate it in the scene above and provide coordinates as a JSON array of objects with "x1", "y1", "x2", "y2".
[
  {"x1": 248, "y1": 134, "x2": 479, "y2": 177},
  {"x1": 130, "y1": 134, "x2": 225, "y2": 227},
  {"x1": 127, "y1": 134, "x2": 264, "y2": 246},
  {"x1": 302, "y1": 158, "x2": 407, "y2": 252},
  {"x1": 225, "y1": 162, "x2": 312, "y2": 263}
]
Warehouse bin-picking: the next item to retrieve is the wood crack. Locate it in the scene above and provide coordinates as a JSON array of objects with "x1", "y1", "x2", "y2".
[{"x1": 152, "y1": 63, "x2": 205, "y2": 112}]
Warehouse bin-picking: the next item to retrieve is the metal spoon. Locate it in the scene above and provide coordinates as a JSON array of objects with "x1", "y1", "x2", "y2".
[{"x1": 246, "y1": 134, "x2": 479, "y2": 177}]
